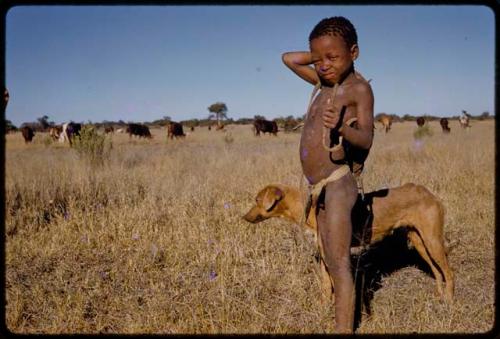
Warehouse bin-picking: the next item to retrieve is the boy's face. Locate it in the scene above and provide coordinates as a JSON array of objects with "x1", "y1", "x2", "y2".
[{"x1": 310, "y1": 34, "x2": 359, "y2": 85}]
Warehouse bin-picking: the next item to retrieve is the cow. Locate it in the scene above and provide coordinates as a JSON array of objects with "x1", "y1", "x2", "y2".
[
  {"x1": 116, "y1": 128, "x2": 125, "y2": 133},
  {"x1": 126, "y1": 123, "x2": 152, "y2": 139},
  {"x1": 49, "y1": 125, "x2": 63, "y2": 140},
  {"x1": 208, "y1": 125, "x2": 212, "y2": 131},
  {"x1": 60, "y1": 122, "x2": 82, "y2": 146},
  {"x1": 416, "y1": 117, "x2": 425, "y2": 127},
  {"x1": 215, "y1": 124, "x2": 225, "y2": 131},
  {"x1": 20, "y1": 126, "x2": 35, "y2": 143},
  {"x1": 253, "y1": 119, "x2": 278, "y2": 136},
  {"x1": 190, "y1": 126, "x2": 195, "y2": 132},
  {"x1": 167, "y1": 121, "x2": 186, "y2": 139},
  {"x1": 459, "y1": 110, "x2": 471, "y2": 129},
  {"x1": 440, "y1": 118, "x2": 450, "y2": 133},
  {"x1": 104, "y1": 126, "x2": 114, "y2": 134},
  {"x1": 376, "y1": 114, "x2": 393, "y2": 133}
]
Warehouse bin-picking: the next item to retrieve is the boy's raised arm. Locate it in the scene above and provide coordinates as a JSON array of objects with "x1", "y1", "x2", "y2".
[{"x1": 282, "y1": 51, "x2": 320, "y2": 86}]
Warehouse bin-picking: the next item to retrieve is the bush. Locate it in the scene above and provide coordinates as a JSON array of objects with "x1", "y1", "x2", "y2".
[
  {"x1": 413, "y1": 124, "x2": 433, "y2": 140},
  {"x1": 72, "y1": 125, "x2": 112, "y2": 166}
]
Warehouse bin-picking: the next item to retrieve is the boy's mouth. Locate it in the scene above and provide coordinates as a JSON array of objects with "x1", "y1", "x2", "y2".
[{"x1": 322, "y1": 72, "x2": 336, "y2": 79}]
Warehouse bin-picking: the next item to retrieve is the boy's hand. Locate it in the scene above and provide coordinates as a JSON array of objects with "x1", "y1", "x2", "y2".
[{"x1": 322, "y1": 98, "x2": 340, "y2": 130}]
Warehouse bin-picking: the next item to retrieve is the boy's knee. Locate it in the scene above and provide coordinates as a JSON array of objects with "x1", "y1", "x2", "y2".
[{"x1": 324, "y1": 252, "x2": 351, "y2": 274}]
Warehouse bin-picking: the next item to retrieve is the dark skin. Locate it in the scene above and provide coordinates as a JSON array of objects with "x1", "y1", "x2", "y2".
[{"x1": 283, "y1": 34, "x2": 374, "y2": 333}]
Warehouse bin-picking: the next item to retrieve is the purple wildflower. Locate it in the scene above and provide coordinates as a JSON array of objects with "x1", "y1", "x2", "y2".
[{"x1": 209, "y1": 270, "x2": 217, "y2": 281}]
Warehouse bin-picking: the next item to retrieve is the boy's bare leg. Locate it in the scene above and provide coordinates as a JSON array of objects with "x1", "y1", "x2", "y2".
[{"x1": 317, "y1": 174, "x2": 358, "y2": 333}]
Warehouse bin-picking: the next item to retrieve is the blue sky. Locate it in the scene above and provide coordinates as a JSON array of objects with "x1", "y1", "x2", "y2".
[{"x1": 6, "y1": 5, "x2": 495, "y2": 126}]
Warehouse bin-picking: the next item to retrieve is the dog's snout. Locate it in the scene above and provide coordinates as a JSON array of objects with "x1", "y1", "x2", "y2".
[{"x1": 243, "y1": 208, "x2": 265, "y2": 223}]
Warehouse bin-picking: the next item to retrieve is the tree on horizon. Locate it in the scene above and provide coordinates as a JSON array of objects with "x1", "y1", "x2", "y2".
[{"x1": 207, "y1": 102, "x2": 228, "y2": 127}]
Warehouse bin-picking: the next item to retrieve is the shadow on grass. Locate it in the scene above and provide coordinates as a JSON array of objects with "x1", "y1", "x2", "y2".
[{"x1": 351, "y1": 227, "x2": 434, "y2": 331}]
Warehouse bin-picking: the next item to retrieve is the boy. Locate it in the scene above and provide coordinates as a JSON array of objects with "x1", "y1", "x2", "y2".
[{"x1": 282, "y1": 16, "x2": 374, "y2": 333}]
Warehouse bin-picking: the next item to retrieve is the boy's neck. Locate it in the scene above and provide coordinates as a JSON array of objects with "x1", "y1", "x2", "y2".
[{"x1": 320, "y1": 63, "x2": 355, "y2": 88}]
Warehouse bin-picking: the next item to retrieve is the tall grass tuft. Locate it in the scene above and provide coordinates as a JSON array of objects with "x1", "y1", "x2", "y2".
[{"x1": 72, "y1": 126, "x2": 112, "y2": 167}]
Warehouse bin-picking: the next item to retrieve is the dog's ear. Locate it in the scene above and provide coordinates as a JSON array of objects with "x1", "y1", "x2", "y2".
[{"x1": 262, "y1": 186, "x2": 284, "y2": 212}]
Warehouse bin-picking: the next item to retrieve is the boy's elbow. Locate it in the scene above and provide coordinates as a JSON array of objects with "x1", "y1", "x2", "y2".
[{"x1": 282, "y1": 53, "x2": 291, "y2": 65}]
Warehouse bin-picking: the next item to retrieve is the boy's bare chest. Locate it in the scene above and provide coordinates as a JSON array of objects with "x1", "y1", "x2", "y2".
[
  {"x1": 300, "y1": 86, "x2": 356, "y2": 184},
  {"x1": 307, "y1": 86, "x2": 356, "y2": 124}
]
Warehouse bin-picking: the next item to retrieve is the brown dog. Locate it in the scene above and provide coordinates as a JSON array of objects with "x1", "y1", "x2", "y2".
[{"x1": 243, "y1": 183, "x2": 454, "y2": 303}]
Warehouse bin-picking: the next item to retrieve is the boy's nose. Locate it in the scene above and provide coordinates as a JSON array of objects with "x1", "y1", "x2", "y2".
[{"x1": 320, "y1": 61, "x2": 332, "y2": 71}]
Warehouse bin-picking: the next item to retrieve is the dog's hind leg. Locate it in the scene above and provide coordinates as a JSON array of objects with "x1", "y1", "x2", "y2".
[
  {"x1": 407, "y1": 230, "x2": 444, "y2": 298},
  {"x1": 419, "y1": 203, "x2": 454, "y2": 302},
  {"x1": 409, "y1": 229, "x2": 454, "y2": 302}
]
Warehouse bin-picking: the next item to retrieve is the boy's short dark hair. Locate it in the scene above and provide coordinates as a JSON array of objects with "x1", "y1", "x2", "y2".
[{"x1": 309, "y1": 16, "x2": 358, "y2": 48}]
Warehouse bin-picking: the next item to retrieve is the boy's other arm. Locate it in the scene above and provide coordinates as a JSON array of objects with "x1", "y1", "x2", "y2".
[
  {"x1": 282, "y1": 51, "x2": 320, "y2": 85},
  {"x1": 341, "y1": 82, "x2": 374, "y2": 149}
]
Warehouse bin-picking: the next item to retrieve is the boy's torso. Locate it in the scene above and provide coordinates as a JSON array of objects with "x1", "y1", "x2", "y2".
[{"x1": 300, "y1": 76, "x2": 366, "y2": 185}]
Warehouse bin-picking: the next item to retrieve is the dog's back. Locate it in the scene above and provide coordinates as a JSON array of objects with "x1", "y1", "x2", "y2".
[{"x1": 365, "y1": 183, "x2": 444, "y2": 243}]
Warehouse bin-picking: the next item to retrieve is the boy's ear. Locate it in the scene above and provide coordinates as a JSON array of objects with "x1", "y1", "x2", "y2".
[{"x1": 350, "y1": 44, "x2": 359, "y2": 61}]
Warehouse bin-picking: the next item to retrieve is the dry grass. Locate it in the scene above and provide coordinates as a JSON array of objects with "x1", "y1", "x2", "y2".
[{"x1": 5, "y1": 120, "x2": 494, "y2": 334}]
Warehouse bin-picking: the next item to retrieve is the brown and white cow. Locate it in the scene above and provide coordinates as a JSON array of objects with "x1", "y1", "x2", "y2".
[
  {"x1": 59, "y1": 122, "x2": 82, "y2": 146},
  {"x1": 459, "y1": 110, "x2": 471, "y2": 129},
  {"x1": 104, "y1": 126, "x2": 114, "y2": 134}
]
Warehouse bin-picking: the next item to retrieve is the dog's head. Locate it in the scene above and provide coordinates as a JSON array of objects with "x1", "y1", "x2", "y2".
[{"x1": 243, "y1": 185, "x2": 286, "y2": 223}]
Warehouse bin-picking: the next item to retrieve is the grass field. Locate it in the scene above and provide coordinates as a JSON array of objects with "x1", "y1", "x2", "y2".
[{"x1": 5, "y1": 120, "x2": 495, "y2": 334}]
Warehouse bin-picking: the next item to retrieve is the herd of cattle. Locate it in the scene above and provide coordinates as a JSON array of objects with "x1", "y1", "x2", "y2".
[
  {"x1": 17, "y1": 121, "x2": 189, "y2": 145},
  {"x1": 15, "y1": 114, "x2": 474, "y2": 145},
  {"x1": 376, "y1": 111, "x2": 472, "y2": 134},
  {"x1": 4, "y1": 87, "x2": 474, "y2": 145}
]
